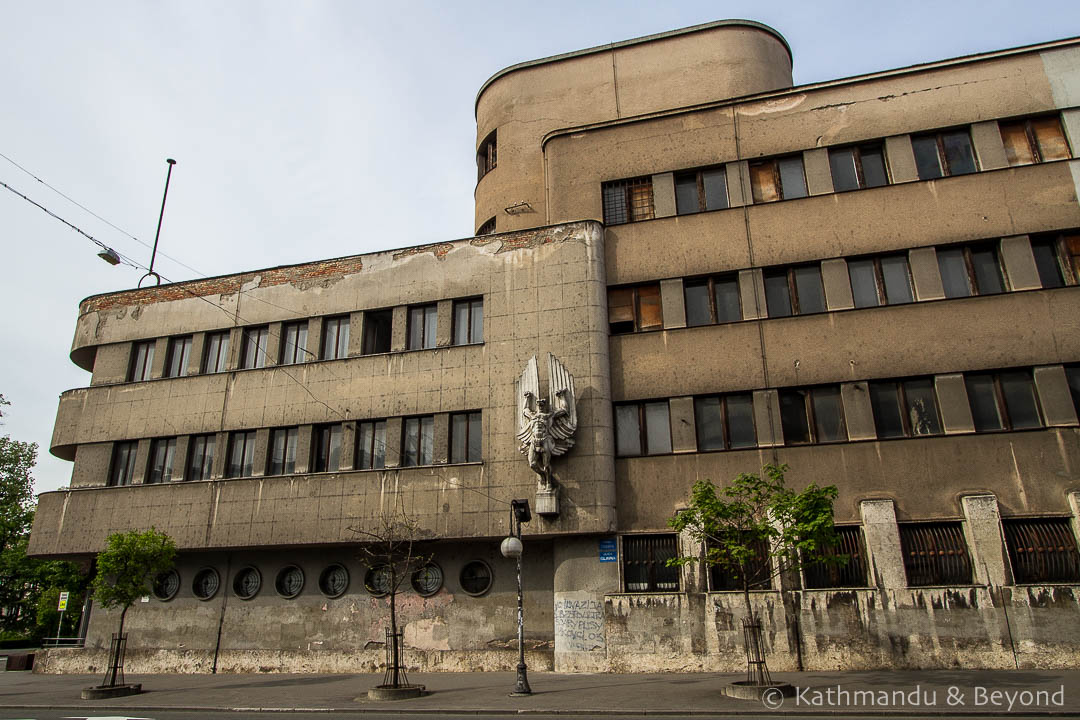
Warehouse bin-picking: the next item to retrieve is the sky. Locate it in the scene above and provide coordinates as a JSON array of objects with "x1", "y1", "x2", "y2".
[{"x1": 2, "y1": 0, "x2": 1079, "y2": 496}]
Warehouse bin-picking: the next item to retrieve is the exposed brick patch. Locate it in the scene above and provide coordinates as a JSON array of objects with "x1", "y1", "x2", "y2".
[{"x1": 392, "y1": 243, "x2": 456, "y2": 261}]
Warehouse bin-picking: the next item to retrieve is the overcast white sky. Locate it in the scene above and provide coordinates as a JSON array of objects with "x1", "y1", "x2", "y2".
[{"x1": 2, "y1": 0, "x2": 1078, "y2": 496}]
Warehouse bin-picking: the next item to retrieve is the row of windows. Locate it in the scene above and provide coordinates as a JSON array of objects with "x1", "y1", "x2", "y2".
[
  {"x1": 624, "y1": 515, "x2": 1080, "y2": 593},
  {"x1": 608, "y1": 231, "x2": 1080, "y2": 334},
  {"x1": 126, "y1": 298, "x2": 484, "y2": 382},
  {"x1": 601, "y1": 113, "x2": 1072, "y2": 225},
  {"x1": 614, "y1": 365, "x2": 1080, "y2": 456},
  {"x1": 107, "y1": 411, "x2": 483, "y2": 486}
]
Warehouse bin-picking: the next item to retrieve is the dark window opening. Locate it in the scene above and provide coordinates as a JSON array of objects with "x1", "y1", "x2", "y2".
[
  {"x1": 937, "y1": 243, "x2": 1005, "y2": 299},
  {"x1": 675, "y1": 167, "x2": 729, "y2": 214},
  {"x1": 313, "y1": 423, "x2": 342, "y2": 472},
  {"x1": 912, "y1": 130, "x2": 977, "y2": 180},
  {"x1": 708, "y1": 537, "x2": 771, "y2": 591},
  {"x1": 1003, "y1": 517, "x2": 1080, "y2": 584},
  {"x1": 477, "y1": 129, "x2": 497, "y2": 182},
  {"x1": 899, "y1": 522, "x2": 972, "y2": 586},
  {"x1": 623, "y1": 534, "x2": 679, "y2": 592},
  {"x1": 356, "y1": 419, "x2": 387, "y2": 470},
  {"x1": 848, "y1": 254, "x2": 913, "y2": 308},
  {"x1": 869, "y1": 378, "x2": 943, "y2": 438},
  {"x1": 362, "y1": 309, "x2": 393, "y2": 355},
  {"x1": 802, "y1": 526, "x2": 869, "y2": 589},
  {"x1": 476, "y1": 216, "x2": 496, "y2": 235},
  {"x1": 108, "y1": 441, "x2": 138, "y2": 487},
  {"x1": 187, "y1": 434, "x2": 216, "y2": 481},
  {"x1": 764, "y1": 265, "x2": 825, "y2": 318},
  {"x1": 402, "y1": 415, "x2": 434, "y2": 466},
  {"x1": 147, "y1": 437, "x2": 177, "y2": 484},
  {"x1": 966, "y1": 370, "x2": 1043, "y2": 432},
  {"x1": 780, "y1": 386, "x2": 846, "y2": 445},
  {"x1": 694, "y1": 394, "x2": 756, "y2": 451},
  {"x1": 602, "y1": 177, "x2": 655, "y2": 225},
  {"x1": 607, "y1": 284, "x2": 662, "y2": 334}
]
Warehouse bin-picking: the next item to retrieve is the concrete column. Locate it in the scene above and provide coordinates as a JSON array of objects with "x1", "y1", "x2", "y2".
[
  {"x1": 960, "y1": 494, "x2": 1010, "y2": 586},
  {"x1": 859, "y1": 499, "x2": 908, "y2": 590},
  {"x1": 908, "y1": 247, "x2": 946, "y2": 301},
  {"x1": 251, "y1": 428, "x2": 271, "y2": 477},
  {"x1": 348, "y1": 312, "x2": 366, "y2": 357},
  {"x1": 884, "y1": 135, "x2": 919, "y2": 183},
  {"x1": 187, "y1": 333, "x2": 206, "y2": 376},
  {"x1": 226, "y1": 328, "x2": 244, "y2": 371},
  {"x1": 1060, "y1": 109, "x2": 1080, "y2": 156},
  {"x1": 553, "y1": 537, "x2": 620, "y2": 672},
  {"x1": 71, "y1": 443, "x2": 113, "y2": 488},
  {"x1": 390, "y1": 306, "x2": 408, "y2": 353},
  {"x1": 264, "y1": 321, "x2": 283, "y2": 367},
  {"x1": 999, "y1": 235, "x2": 1041, "y2": 291},
  {"x1": 970, "y1": 121, "x2": 1009, "y2": 171},
  {"x1": 652, "y1": 172, "x2": 677, "y2": 218},
  {"x1": 294, "y1": 425, "x2": 313, "y2": 474},
  {"x1": 132, "y1": 438, "x2": 153, "y2": 485},
  {"x1": 668, "y1": 396, "x2": 697, "y2": 453},
  {"x1": 726, "y1": 162, "x2": 747, "y2": 208},
  {"x1": 383, "y1": 417, "x2": 403, "y2": 468},
  {"x1": 935, "y1": 374, "x2": 976, "y2": 434},
  {"x1": 435, "y1": 300, "x2": 453, "y2": 348},
  {"x1": 659, "y1": 278, "x2": 687, "y2": 329},
  {"x1": 90, "y1": 344, "x2": 131, "y2": 386},
  {"x1": 821, "y1": 258, "x2": 854, "y2": 311},
  {"x1": 738, "y1": 269, "x2": 767, "y2": 320},
  {"x1": 307, "y1": 318, "x2": 324, "y2": 362},
  {"x1": 841, "y1": 382, "x2": 877, "y2": 441},
  {"x1": 432, "y1": 413, "x2": 450, "y2": 464},
  {"x1": 1034, "y1": 365, "x2": 1080, "y2": 426},
  {"x1": 803, "y1": 148, "x2": 834, "y2": 196},
  {"x1": 210, "y1": 432, "x2": 229, "y2": 479},
  {"x1": 150, "y1": 338, "x2": 169, "y2": 379},
  {"x1": 752, "y1": 389, "x2": 783, "y2": 447},
  {"x1": 172, "y1": 436, "x2": 191, "y2": 482},
  {"x1": 675, "y1": 526, "x2": 708, "y2": 593}
]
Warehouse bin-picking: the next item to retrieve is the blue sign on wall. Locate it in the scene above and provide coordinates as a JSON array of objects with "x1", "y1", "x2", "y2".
[{"x1": 598, "y1": 538, "x2": 617, "y2": 562}]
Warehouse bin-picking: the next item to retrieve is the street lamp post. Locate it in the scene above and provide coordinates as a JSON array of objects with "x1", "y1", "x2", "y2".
[{"x1": 500, "y1": 498, "x2": 532, "y2": 696}]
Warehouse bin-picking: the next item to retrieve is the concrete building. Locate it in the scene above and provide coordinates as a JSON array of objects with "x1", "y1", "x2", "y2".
[{"x1": 30, "y1": 20, "x2": 1080, "y2": 673}]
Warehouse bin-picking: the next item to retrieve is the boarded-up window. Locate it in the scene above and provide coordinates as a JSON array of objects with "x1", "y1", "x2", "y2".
[
  {"x1": 607, "y1": 283, "x2": 662, "y2": 334},
  {"x1": 1000, "y1": 116, "x2": 1071, "y2": 166},
  {"x1": 749, "y1": 155, "x2": 807, "y2": 204},
  {"x1": 899, "y1": 522, "x2": 972, "y2": 586}
]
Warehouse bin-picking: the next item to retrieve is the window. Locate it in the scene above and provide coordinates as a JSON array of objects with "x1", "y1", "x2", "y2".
[
  {"x1": 164, "y1": 336, "x2": 192, "y2": 378},
  {"x1": 321, "y1": 315, "x2": 350, "y2": 360},
  {"x1": 108, "y1": 441, "x2": 138, "y2": 486},
  {"x1": 407, "y1": 304, "x2": 438, "y2": 350},
  {"x1": 267, "y1": 427, "x2": 299, "y2": 475},
  {"x1": 453, "y1": 298, "x2": 483, "y2": 345},
  {"x1": 779, "y1": 386, "x2": 846, "y2": 445},
  {"x1": 749, "y1": 155, "x2": 808, "y2": 203},
  {"x1": 898, "y1": 522, "x2": 972, "y2": 586},
  {"x1": 937, "y1": 243, "x2": 1005, "y2": 298},
  {"x1": 684, "y1": 275, "x2": 741, "y2": 326},
  {"x1": 203, "y1": 331, "x2": 230, "y2": 373},
  {"x1": 476, "y1": 129, "x2": 496, "y2": 182},
  {"x1": 802, "y1": 526, "x2": 869, "y2": 589},
  {"x1": 1002, "y1": 518, "x2": 1080, "y2": 584},
  {"x1": 614, "y1": 401, "x2": 671, "y2": 457},
  {"x1": 147, "y1": 437, "x2": 177, "y2": 484},
  {"x1": 187, "y1": 434, "x2": 216, "y2": 481},
  {"x1": 607, "y1": 284, "x2": 662, "y2": 334},
  {"x1": 912, "y1": 130, "x2": 977, "y2": 179},
  {"x1": 240, "y1": 326, "x2": 269, "y2": 369},
  {"x1": 693, "y1": 394, "x2": 756, "y2": 451},
  {"x1": 476, "y1": 217, "x2": 496, "y2": 236},
  {"x1": 763, "y1": 265, "x2": 826, "y2": 318},
  {"x1": 848, "y1": 254, "x2": 913, "y2": 308},
  {"x1": 280, "y1": 321, "x2": 308, "y2": 365},
  {"x1": 362, "y1": 309, "x2": 393, "y2": 355},
  {"x1": 602, "y1": 177, "x2": 654, "y2": 225},
  {"x1": 1067, "y1": 365, "x2": 1080, "y2": 416},
  {"x1": 450, "y1": 411, "x2": 482, "y2": 463},
  {"x1": 129, "y1": 340, "x2": 155, "y2": 382},
  {"x1": 999, "y1": 116, "x2": 1071, "y2": 167},
  {"x1": 623, "y1": 534, "x2": 679, "y2": 592},
  {"x1": 313, "y1": 424, "x2": 342, "y2": 472},
  {"x1": 869, "y1": 378, "x2": 943, "y2": 438},
  {"x1": 401, "y1": 415, "x2": 434, "y2": 466},
  {"x1": 1030, "y1": 231, "x2": 1080, "y2": 289},
  {"x1": 965, "y1": 370, "x2": 1043, "y2": 432},
  {"x1": 227, "y1": 430, "x2": 257, "y2": 478},
  {"x1": 674, "y1": 167, "x2": 728, "y2": 214},
  {"x1": 828, "y1": 143, "x2": 888, "y2": 192},
  {"x1": 708, "y1": 536, "x2": 771, "y2": 591},
  {"x1": 356, "y1": 420, "x2": 387, "y2": 470}
]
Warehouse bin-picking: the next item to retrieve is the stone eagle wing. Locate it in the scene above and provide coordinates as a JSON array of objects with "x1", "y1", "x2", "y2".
[
  {"x1": 547, "y1": 353, "x2": 577, "y2": 456},
  {"x1": 516, "y1": 355, "x2": 539, "y2": 453}
]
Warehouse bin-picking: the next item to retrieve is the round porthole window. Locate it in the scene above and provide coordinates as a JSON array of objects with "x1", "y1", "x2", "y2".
[
  {"x1": 275, "y1": 565, "x2": 305, "y2": 599},
  {"x1": 153, "y1": 569, "x2": 180, "y2": 601},
  {"x1": 233, "y1": 566, "x2": 261, "y2": 600},
  {"x1": 411, "y1": 562, "x2": 443, "y2": 597},
  {"x1": 459, "y1": 560, "x2": 493, "y2": 597},
  {"x1": 192, "y1": 567, "x2": 220, "y2": 601},
  {"x1": 364, "y1": 565, "x2": 392, "y2": 597},
  {"x1": 319, "y1": 564, "x2": 349, "y2": 598}
]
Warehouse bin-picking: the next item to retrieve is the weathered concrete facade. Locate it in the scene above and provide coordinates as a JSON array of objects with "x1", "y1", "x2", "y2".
[{"x1": 31, "y1": 20, "x2": 1080, "y2": 673}]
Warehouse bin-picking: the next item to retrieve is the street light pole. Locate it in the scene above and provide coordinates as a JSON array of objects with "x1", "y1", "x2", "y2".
[{"x1": 501, "y1": 499, "x2": 532, "y2": 696}]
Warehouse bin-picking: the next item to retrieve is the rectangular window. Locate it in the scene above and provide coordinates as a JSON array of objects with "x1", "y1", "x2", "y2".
[
  {"x1": 450, "y1": 411, "x2": 482, "y2": 463},
  {"x1": 966, "y1": 370, "x2": 1043, "y2": 432},
  {"x1": 267, "y1": 427, "x2": 298, "y2": 475},
  {"x1": 937, "y1": 244, "x2": 1005, "y2": 299},
  {"x1": 607, "y1": 284, "x2": 662, "y2": 334},
  {"x1": 280, "y1": 321, "x2": 309, "y2": 365},
  {"x1": 477, "y1": 129, "x2": 497, "y2": 182},
  {"x1": 129, "y1": 340, "x2": 155, "y2": 382},
  {"x1": 614, "y1": 401, "x2": 672, "y2": 457},
  {"x1": 407, "y1": 304, "x2": 438, "y2": 350},
  {"x1": 1067, "y1": 364, "x2": 1080, "y2": 416},
  {"x1": 362, "y1": 309, "x2": 393, "y2": 355},
  {"x1": 780, "y1": 387, "x2": 846, "y2": 445},
  {"x1": 763, "y1": 265, "x2": 825, "y2": 318},
  {"x1": 1003, "y1": 517, "x2": 1080, "y2": 584},
  {"x1": 164, "y1": 336, "x2": 192, "y2": 378},
  {"x1": 828, "y1": 143, "x2": 888, "y2": 192},
  {"x1": 147, "y1": 437, "x2": 177, "y2": 484},
  {"x1": 1030, "y1": 232, "x2": 1080, "y2": 289},
  {"x1": 602, "y1": 177, "x2": 655, "y2": 225},
  {"x1": 684, "y1": 275, "x2": 741, "y2": 326},
  {"x1": 869, "y1": 378, "x2": 943, "y2": 439},
  {"x1": 313, "y1": 424, "x2": 342, "y2": 473},
  {"x1": 240, "y1": 326, "x2": 269, "y2": 369},
  {"x1": 899, "y1": 522, "x2": 972, "y2": 586},
  {"x1": 453, "y1": 299, "x2": 484, "y2": 345},
  {"x1": 623, "y1": 534, "x2": 679, "y2": 592},
  {"x1": 227, "y1": 430, "x2": 257, "y2": 478},
  {"x1": 802, "y1": 526, "x2": 869, "y2": 589},
  {"x1": 674, "y1": 167, "x2": 729, "y2": 214},
  {"x1": 187, "y1": 434, "x2": 216, "y2": 481},
  {"x1": 848, "y1": 254, "x2": 914, "y2": 308},
  {"x1": 356, "y1": 419, "x2": 387, "y2": 470},
  {"x1": 749, "y1": 155, "x2": 808, "y2": 203},
  {"x1": 203, "y1": 331, "x2": 230, "y2": 373},
  {"x1": 321, "y1": 315, "x2": 350, "y2": 360},
  {"x1": 693, "y1": 394, "x2": 756, "y2": 451},
  {"x1": 108, "y1": 441, "x2": 138, "y2": 487},
  {"x1": 999, "y1": 116, "x2": 1071, "y2": 167},
  {"x1": 402, "y1": 415, "x2": 435, "y2": 466},
  {"x1": 912, "y1": 130, "x2": 977, "y2": 180},
  {"x1": 708, "y1": 536, "x2": 772, "y2": 591}
]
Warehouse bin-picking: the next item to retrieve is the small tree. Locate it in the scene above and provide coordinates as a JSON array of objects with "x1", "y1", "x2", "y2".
[{"x1": 668, "y1": 464, "x2": 840, "y2": 685}]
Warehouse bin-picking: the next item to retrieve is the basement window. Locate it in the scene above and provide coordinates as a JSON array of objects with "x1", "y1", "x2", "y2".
[
  {"x1": 614, "y1": 401, "x2": 672, "y2": 457},
  {"x1": 869, "y1": 378, "x2": 942, "y2": 438},
  {"x1": 802, "y1": 526, "x2": 870, "y2": 589},
  {"x1": 898, "y1": 522, "x2": 972, "y2": 586},
  {"x1": 763, "y1": 264, "x2": 826, "y2": 318},
  {"x1": 829, "y1": 143, "x2": 889, "y2": 192},
  {"x1": 749, "y1": 155, "x2": 808, "y2": 203},
  {"x1": 129, "y1": 340, "x2": 155, "y2": 382},
  {"x1": 674, "y1": 167, "x2": 729, "y2": 214},
  {"x1": 937, "y1": 243, "x2": 1005, "y2": 298},
  {"x1": 999, "y1": 115, "x2": 1071, "y2": 166},
  {"x1": 912, "y1": 129, "x2": 977, "y2": 179},
  {"x1": 602, "y1": 177, "x2": 655, "y2": 225},
  {"x1": 848, "y1": 254, "x2": 914, "y2": 308},
  {"x1": 708, "y1": 536, "x2": 771, "y2": 591},
  {"x1": 623, "y1": 534, "x2": 679, "y2": 592},
  {"x1": 684, "y1": 274, "x2": 741, "y2": 326},
  {"x1": 164, "y1": 336, "x2": 192, "y2": 378},
  {"x1": 607, "y1": 284, "x2": 662, "y2": 334},
  {"x1": 1002, "y1": 517, "x2": 1080, "y2": 584},
  {"x1": 694, "y1": 394, "x2": 756, "y2": 451}
]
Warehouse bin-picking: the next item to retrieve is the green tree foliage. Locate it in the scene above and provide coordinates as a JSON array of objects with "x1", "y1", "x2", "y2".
[{"x1": 92, "y1": 529, "x2": 177, "y2": 641}]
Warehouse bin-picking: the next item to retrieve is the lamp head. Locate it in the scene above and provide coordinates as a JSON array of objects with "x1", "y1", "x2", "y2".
[{"x1": 500, "y1": 536, "x2": 523, "y2": 559}]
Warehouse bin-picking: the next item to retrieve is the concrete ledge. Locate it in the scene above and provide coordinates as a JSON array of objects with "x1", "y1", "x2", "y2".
[
  {"x1": 81, "y1": 683, "x2": 142, "y2": 699},
  {"x1": 366, "y1": 684, "x2": 426, "y2": 700},
  {"x1": 721, "y1": 681, "x2": 795, "y2": 701}
]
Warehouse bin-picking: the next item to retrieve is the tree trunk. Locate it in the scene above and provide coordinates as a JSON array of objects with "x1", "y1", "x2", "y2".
[
  {"x1": 106, "y1": 605, "x2": 128, "y2": 687},
  {"x1": 389, "y1": 588, "x2": 400, "y2": 688}
]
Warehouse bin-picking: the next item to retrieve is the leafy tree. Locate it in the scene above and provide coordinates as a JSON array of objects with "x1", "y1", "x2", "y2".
[{"x1": 668, "y1": 464, "x2": 840, "y2": 684}]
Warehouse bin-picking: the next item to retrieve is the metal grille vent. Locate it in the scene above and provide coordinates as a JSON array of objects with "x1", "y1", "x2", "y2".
[
  {"x1": 275, "y1": 566, "x2": 305, "y2": 599},
  {"x1": 192, "y1": 568, "x2": 220, "y2": 600},
  {"x1": 803, "y1": 526, "x2": 869, "y2": 589},
  {"x1": 1003, "y1": 518, "x2": 1080, "y2": 584},
  {"x1": 318, "y1": 564, "x2": 349, "y2": 598},
  {"x1": 898, "y1": 522, "x2": 972, "y2": 586},
  {"x1": 152, "y1": 569, "x2": 180, "y2": 601},
  {"x1": 232, "y1": 566, "x2": 261, "y2": 600}
]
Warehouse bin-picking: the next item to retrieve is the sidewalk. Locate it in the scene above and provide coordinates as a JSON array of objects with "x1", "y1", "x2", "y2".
[{"x1": 0, "y1": 668, "x2": 1078, "y2": 715}]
